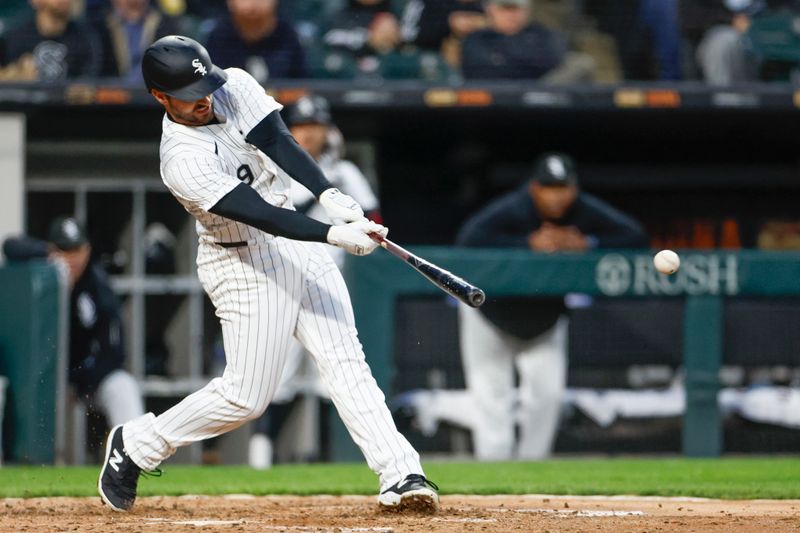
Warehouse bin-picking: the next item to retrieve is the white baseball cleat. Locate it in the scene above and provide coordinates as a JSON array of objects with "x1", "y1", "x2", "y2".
[{"x1": 377, "y1": 474, "x2": 439, "y2": 513}]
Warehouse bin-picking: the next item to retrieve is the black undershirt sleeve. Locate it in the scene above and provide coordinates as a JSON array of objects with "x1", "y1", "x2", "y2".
[
  {"x1": 245, "y1": 111, "x2": 331, "y2": 197},
  {"x1": 209, "y1": 183, "x2": 331, "y2": 242}
]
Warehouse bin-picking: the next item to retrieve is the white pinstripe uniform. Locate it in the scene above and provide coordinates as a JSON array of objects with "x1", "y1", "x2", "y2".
[{"x1": 121, "y1": 68, "x2": 423, "y2": 490}]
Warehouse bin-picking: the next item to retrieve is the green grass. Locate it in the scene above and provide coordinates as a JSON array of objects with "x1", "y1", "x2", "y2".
[{"x1": 2, "y1": 458, "x2": 800, "y2": 500}]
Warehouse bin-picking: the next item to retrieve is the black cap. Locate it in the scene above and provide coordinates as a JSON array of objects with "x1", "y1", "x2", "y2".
[
  {"x1": 531, "y1": 153, "x2": 578, "y2": 186},
  {"x1": 286, "y1": 95, "x2": 332, "y2": 127},
  {"x1": 48, "y1": 217, "x2": 88, "y2": 251},
  {"x1": 142, "y1": 35, "x2": 228, "y2": 101}
]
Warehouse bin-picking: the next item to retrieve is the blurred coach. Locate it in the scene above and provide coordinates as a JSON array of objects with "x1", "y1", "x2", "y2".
[
  {"x1": 456, "y1": 153, "x2": 648, "y2": 460},
  {"x1": 3, "y1": 217, "x2": 144, "y2": 432}
]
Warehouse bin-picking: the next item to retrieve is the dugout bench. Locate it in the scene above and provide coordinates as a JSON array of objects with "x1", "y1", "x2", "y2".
[{"x1": 339, "y1": 249, "x2": 800, "y2": 461}]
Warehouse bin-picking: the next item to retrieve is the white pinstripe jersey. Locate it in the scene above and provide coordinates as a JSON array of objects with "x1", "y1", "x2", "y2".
[{"x1": 159, "y1": 68, "x2": 290, "y2": 244}]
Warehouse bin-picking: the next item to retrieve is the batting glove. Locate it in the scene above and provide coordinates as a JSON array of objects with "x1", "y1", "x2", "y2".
[
  {"x1": 319, "y1": 187, "x2": 364, "y2": 224},
  {"x1": 327, "y1": 220, "x2": 388, "y2": 256}
]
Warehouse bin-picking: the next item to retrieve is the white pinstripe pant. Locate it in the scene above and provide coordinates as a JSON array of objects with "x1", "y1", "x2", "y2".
[{"x1": 123, "y1": 237, "x2": 422, "y2": 489}]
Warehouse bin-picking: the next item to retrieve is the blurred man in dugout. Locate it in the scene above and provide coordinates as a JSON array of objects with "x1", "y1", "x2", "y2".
[
  {"x1": 247, "y1": 95, "x2": 381, "y2": 467},
  {"x1": 287, "y1": 94, "x2": 382, "y2": 259},
  {"x1": 456, "y1": 153, "x2": 648, "y2": 460},
  {"x1": 3, "y1": 217, "x2": 144, "y2": 446}
]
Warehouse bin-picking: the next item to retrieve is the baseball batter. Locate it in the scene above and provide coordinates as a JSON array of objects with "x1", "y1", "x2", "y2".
[{"x1": 97, "y1": 35, "x2": 438, "y2": 513}]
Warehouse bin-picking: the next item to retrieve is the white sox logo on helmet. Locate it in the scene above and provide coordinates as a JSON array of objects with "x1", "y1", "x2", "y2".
[{"x1": 192, "y1": 58, "x2": 207, "y2": 76}]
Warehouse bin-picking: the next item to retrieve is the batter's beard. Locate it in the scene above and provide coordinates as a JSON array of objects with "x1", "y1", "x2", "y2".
[{"x1": 168, "y1": 99, "x2": 215, "y2": 126}]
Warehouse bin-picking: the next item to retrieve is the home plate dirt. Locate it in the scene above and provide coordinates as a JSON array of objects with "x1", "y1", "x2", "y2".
[{"x1": 3, "y1": 494, "x2": 800, "y2": 532}]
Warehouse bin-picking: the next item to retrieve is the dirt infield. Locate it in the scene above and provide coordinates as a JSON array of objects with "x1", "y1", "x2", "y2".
[{"x1": 3, "y1": 494, "x2": 800, "y2": 532}]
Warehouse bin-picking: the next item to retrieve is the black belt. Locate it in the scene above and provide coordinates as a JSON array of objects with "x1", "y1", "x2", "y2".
[{"x1": 217, "y1": 241, "x2": 248, "y2": 248}]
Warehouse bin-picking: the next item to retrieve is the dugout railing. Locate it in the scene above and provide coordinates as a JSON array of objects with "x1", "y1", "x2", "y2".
[{"x1": 338, "y1": 248, "x2": 800, "y2": 461}]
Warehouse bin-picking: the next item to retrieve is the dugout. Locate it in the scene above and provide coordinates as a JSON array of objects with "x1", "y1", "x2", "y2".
[{"x1": 343, "y1": 250, "x2": 800, "y2": 460}]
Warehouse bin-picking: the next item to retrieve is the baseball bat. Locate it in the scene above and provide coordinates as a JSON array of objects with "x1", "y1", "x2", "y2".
[{"x1": 369, "y1": 233, "x2": 486, "y2": 308}]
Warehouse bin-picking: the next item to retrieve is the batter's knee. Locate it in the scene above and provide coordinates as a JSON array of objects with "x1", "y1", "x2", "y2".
[
  {"x1": 239, "y1": 400, "x2": 269, "y2": 422},
  {"x1": 212, "y1": 377, "x2": 271, "y2": 421}
]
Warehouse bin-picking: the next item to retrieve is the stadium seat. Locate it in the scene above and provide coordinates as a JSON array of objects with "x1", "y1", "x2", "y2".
[
  {"x1": 308, "y1": 48, "x2": 358, "y2": 79},
  {"x1": 379, "y1": 50, "x2": 453, "y2": 81},
  {"x1": 379, "y1": 51, "x2": 421, "y2": 79},
  {"x1": 0, "y1": 0, "x2": 29, "y2": 19},
  {"x1": 283, "y1": 0, "x2": 343, "y2": 46},
  {"x1": 745, "y1": 12, "x2": 800, "y2": 81},
  {"x1": 0, "y1": 2, "x2": 32, "y2": 38}
]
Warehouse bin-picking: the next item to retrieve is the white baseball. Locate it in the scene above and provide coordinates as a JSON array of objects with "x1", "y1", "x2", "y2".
[{"x1": 653, "y1": 249, "x2": 680, "y2": 275}]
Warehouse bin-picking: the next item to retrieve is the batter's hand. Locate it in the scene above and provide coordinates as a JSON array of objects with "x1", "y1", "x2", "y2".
[
  {"x1": 327, "y1": 220, "x2": 388, "y2": 256},
  {"x1": 319, "y1": 187, "x2": 364, "y2": 224}
]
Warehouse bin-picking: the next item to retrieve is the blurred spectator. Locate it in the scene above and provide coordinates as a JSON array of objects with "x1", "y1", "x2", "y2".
[
  {"x1": 2, "y1": 217, "x2": 144, "y2": 430},
  {"x1": 400, "y1": 0, "x2": 486, "y2": 67},
  {"x1": 183, "y1": 0, "x2": 226, "y2": 20},
  {"x1": 287, "y1": 94, "x2": 381, "y2": 256},
  {"x1": 695, "y1": 0, "x2": 766, "y2": 84},
  {"x1": 456, "y1": 153, "x2": 648, "y2": 460},
  {"x1": 638, "y1": 0, "x2": 682, "y2": 79},
  {"x1": 93, "y1": 0, "x2": 182, "y2": 81},
  {"x1": 324, "y1": 0, "x2": 401, "y2": 74},
  {"x1": 460, "y1": 0, "x2": 566, "y2": 79},
  {"x1": 83, "y1": 0, "x2": 114, "y2": 22},
  {"x1": 585, "y1": 0, "x2": 680, "y2": 80},
  {"x1": 204, "y1": 0, "x2": 307, "y2": 83},
  {"x1": 679, "y1": 0, "x2": 730, "y2": 78},
  {"x1": 84, "y1": 0, "x2": 188, "y2": 23},
  {"x1": 0, "y1": 0, "x2": 101, "y2": 81},
  {"x1": 684, "y1": 0, "x2": 800, "y2": 83}
]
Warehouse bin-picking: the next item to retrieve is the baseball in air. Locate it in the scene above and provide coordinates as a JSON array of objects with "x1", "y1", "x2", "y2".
[{"x1": 653, "y1": 249, "x2": 680, "y2": 275}]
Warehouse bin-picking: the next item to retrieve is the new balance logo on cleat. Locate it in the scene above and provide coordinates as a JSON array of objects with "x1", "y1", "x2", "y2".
[
  {"x1": 378, "y1": 474, "x2": 439, "y2": 513},
  {"x1": 97, "y1": 425, "x2": 142, "y2": 512},
  {"x1": 109, "y1": 449, "x2": 123, "y2": 472}
]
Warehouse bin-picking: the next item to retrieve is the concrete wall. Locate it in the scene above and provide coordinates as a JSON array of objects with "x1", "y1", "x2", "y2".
[{"x1": 0, "y1": 114, "x2": 25, "y2": 248}]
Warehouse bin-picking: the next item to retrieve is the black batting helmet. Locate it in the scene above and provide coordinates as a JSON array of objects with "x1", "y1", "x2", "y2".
[
  {"x1": 142, "y1": 35, "x2": 228, "y2": 101},
  {"x1": 286, "y1": 95, "x2": 332, "y2": 127}
]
